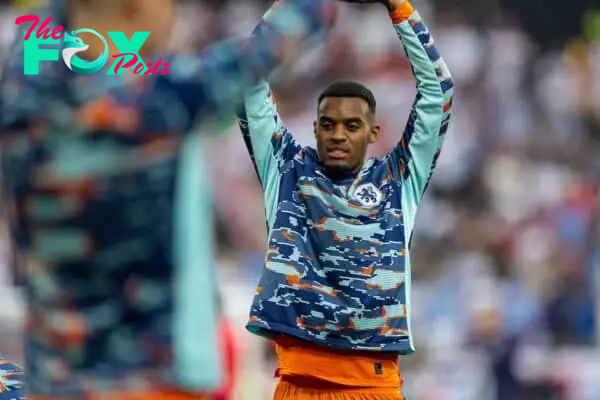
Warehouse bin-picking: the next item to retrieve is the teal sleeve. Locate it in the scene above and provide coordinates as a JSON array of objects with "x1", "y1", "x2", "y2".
[
  {"x1": 172, "y1": 132, "x2": 221, "y2": 390},
  {"x1": 384, "y1": 11, "x2": 454, "y2": 235},
  {"x1": 237, "y1": 80, "x2": 302, "y2": 228}
]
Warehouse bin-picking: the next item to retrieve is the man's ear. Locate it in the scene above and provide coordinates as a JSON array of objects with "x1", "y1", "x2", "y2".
[
  {"x1": 368, "y1": 124, "x2": 381, "y2": 144},
  {"x1": 313, "y1": 120, "x2": 317, "y2": 138}
]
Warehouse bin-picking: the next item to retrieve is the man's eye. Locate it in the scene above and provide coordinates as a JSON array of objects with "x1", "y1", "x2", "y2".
[{"x1": 347, "y1": 123, "x2": 359, "y2": 131}]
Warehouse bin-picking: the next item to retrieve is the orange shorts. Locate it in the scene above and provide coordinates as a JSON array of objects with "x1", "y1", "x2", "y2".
[
  {"x1": 90, "y1": 390, "x2": 208, "y2": 400},
  {"x1": 273, "y1": 337, "x2": 403, "y2": 400},
  {"x1": 31, "y1": 389, "x2": 208, "y2": 400}
]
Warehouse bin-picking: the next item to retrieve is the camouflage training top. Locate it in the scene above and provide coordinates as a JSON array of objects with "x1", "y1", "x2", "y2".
[{"x1": 239, "y1": 6, "x2": 454, "y2": 354}]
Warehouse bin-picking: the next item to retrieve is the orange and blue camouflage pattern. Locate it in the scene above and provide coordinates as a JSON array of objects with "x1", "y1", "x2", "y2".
[
  {"x1": 0, "y1": 356, "x2": 25, "y2": 400},
  {"x1": 238, "y1": 8, "x2": 454, "y2": 355},
  {"x1": 0, "y1": 0, "x2": 336, "y2": 397}
]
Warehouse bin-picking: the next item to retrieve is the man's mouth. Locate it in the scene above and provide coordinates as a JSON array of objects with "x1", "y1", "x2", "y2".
[{"x1": 327, "y1": 148, "x2": 349, "y2": 159}]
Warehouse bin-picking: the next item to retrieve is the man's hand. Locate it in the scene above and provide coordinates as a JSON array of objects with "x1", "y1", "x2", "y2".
[{"x1": 337, "y1": 0, "x2": 407, "y2": 12}]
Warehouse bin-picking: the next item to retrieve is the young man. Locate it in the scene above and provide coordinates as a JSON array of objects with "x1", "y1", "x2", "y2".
[
  {"x1": 0, "y1": 0, "x2": 337, "y2": 398},
  {"x1": 238, "y1": 0, "x2": 453, "y2": 398}
]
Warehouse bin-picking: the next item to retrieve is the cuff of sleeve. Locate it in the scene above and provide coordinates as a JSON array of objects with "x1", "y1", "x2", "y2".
[{"x1": 389, "y1": 2, "x2": 415, "y2": 24}]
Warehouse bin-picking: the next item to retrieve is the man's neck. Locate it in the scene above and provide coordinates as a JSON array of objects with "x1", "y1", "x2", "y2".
[{"x1": 324, "y1": 167, "x2": 360, "y2": 182}]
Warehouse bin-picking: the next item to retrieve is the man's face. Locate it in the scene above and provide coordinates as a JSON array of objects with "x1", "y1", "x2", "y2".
[{"x1": 315, "y1": 97, "x2": 380, "y2": 175}]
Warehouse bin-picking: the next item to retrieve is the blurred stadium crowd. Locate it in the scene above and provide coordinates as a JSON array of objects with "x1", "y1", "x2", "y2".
[{"x1": 1, "y1": 0, "x2": 599, "y2": 399}]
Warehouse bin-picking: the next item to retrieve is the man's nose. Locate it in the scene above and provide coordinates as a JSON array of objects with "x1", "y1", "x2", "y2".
[{"x1": 331, "y1": 125, "x2": 346, "y2": 141}]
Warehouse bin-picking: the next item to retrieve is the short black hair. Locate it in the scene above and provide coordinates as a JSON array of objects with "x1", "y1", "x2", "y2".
[{"x1": 317, "y1": 81, "x2": 376, "y2": 115}]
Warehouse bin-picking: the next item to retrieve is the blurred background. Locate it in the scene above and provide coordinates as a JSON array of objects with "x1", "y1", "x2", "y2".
[{"x1": 1, "y1": 0, "x2": 599, "y2": 399}]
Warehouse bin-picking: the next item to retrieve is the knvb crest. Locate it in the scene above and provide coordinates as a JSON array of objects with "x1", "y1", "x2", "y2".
[{"x1": 354, "y1": 183, "x2": 382, "y2": 207}]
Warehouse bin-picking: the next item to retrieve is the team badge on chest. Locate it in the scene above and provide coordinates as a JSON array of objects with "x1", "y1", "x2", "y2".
[{"x1": 353, "y1": 183, "x2": 383, "y2": 207}]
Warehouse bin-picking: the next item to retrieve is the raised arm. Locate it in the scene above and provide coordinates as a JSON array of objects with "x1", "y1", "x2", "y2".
[
  {"x1": 236, "y1": 7, "x2": 318, "y2": 227},
  {"x1": 239, "y1": 79, "x2": 301, "y2": 176},
  {"x1": 383, "y1": 1, "x2": 454, "y2": 201},
  {"x1": 1, "y1": 0, "x2": 337, "y2": 135},
  {"x1": 143, "y1": 0, "x2": 337, "y2": 133}
]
